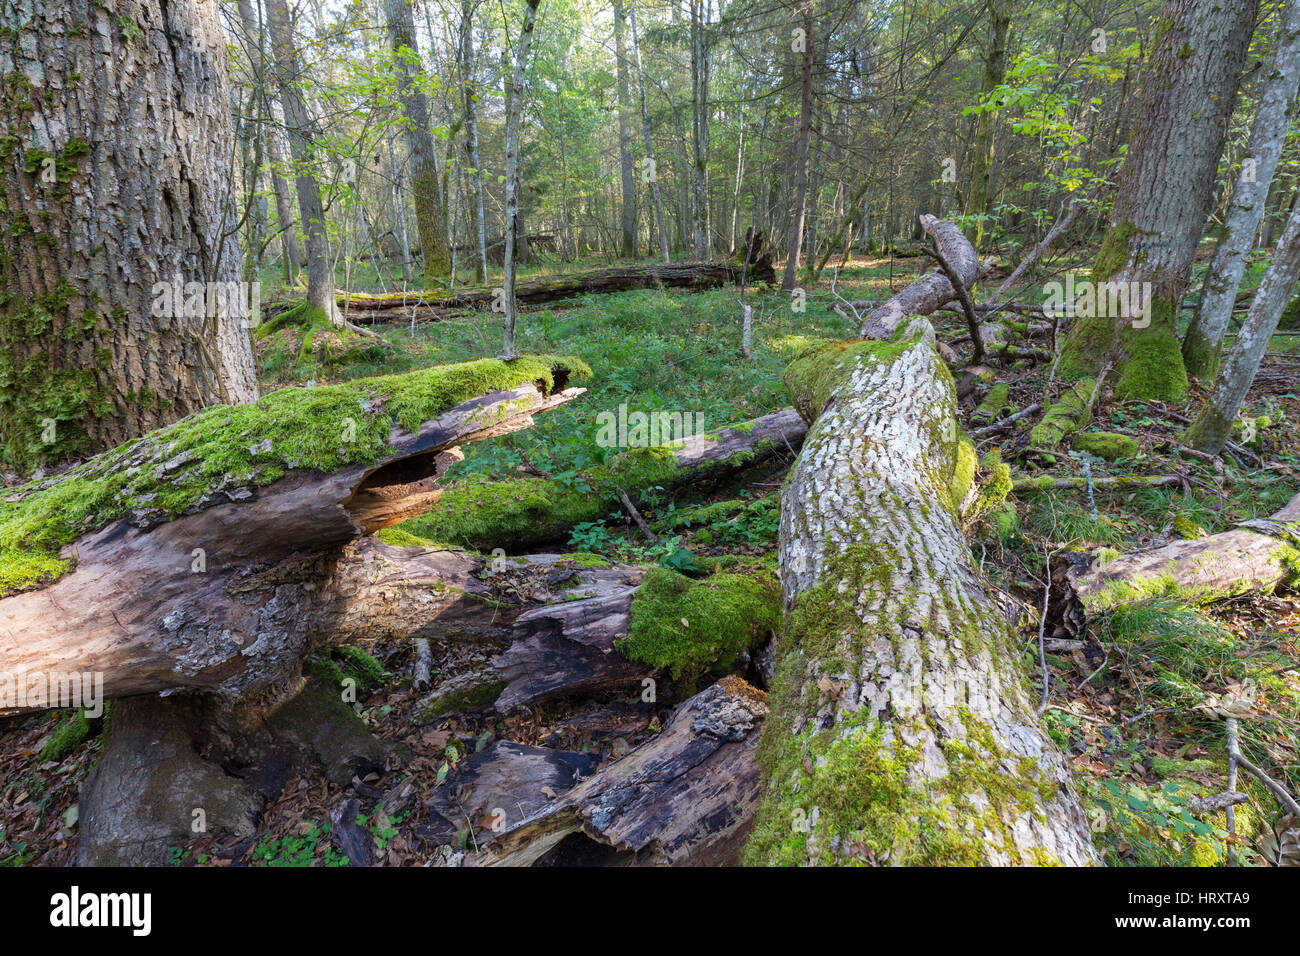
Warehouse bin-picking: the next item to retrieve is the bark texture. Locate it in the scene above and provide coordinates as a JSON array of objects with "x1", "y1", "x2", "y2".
[
  {"x1": 1056, "y1": 0, "x2": 1260, "y2": 401},
  {"x1": 1182, "y1": 0, "x2": 1300, "y2": 381},
  {"x1": 858, "y1": 214, "x2": 983, "y2": 338},
  {"x1": 0, "y1": 0, "x2": 258, "y2": 470},
  {"x1": 748, "y1": 323, "x2": 1096, "y2": 863}
]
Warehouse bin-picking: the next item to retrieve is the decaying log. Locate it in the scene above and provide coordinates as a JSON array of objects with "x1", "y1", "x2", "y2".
[
  {"x1": 403, "y1": 406, "x2": 808, "y2": 552},
  {"x1": 492, "y1": 565, "x2": 654, "y2": 712},
  {"x1": 331, "y1": 259, "x2": 777, "y2": 324},
  {"x1": 460, "y1": 678, "x2": 767, "y2": 866},
  {"x1": 1052, "y1": 491, "x2": 1300, "y2": 635},
  {"x1": 747, "y1": 217, "x2": 1097, "y2": 866},
  {"x1": 0, "y1": 358, "x2": 586, "y2": 710},
  {"x1": 859, "y1": 214, "x2": 985, "y2": 339}
]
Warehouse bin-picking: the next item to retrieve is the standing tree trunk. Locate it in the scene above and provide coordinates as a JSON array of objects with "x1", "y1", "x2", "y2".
[
  {"x1": 1055, "y1": 0, "x2": 1259, "y2": 402},
  {"x1": 781, "y1": 10, "x2": 814, "y2": 292},
  {"x1": 1181, "y1": 0, "x2": 1300, "y2": 383},
  {"x1": 689, "y1": 0, "x2": 710, "y2": 260},
  {"x1": 613, "y1": 0, "x2": 638, "y2": 258},
  {"x1": 384, "y1": 0, "x2": 452, "y2": 283},
  {"x1": 265, "y1": 103, "x2": 302, "y2": 282},
  {"x1": 745, "y1": 320, "x2": 1097, "y2": 866},
  {"x1": 0, "y1": 0, "x2": 258, "y2": 472},
  {"x1": 629, "y1": 0, "x2": 670, "y2": 263},
  {"x1": 265, "y1": 0, "x2": 339, "y2": 320},
  {"x1": 458, "y1": 1, "x2": 489, "y2": 283},
  {"x1": 501, "y1": 0, "x2": 542, "y2": 357},
  {"x1": 964, "y1": 0, "x2": 1011, "y2": 251},
  {"x1": 1184, "y1": 194, "x2": 1300, "y2": 454}
]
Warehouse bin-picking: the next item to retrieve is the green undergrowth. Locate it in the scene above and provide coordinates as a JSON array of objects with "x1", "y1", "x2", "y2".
[{"x1": 0, "y1": 355, "x2": 587, "y2": 598}]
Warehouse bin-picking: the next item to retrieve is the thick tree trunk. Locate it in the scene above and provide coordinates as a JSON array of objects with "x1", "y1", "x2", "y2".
[
  {"x1": 265, "y1": 0, "x2": 337, "y2": 318},
  {"x1": 0, "y1": 0, "x2": 258, "y2": 472},
  {"x1": 384, "y1": 0, "x2": 452, "y2": 282},
  {"x1": 781, "y1": 11, "x2": 814, "y2": 292},
  {"x1": 745, "y1": 318, "x2": 1098, "y2": 865},
  {"x1": 1181, "y1": 0, "x2": 1300, "y2": 382},
  {"x1": 0, "y1": 357, "x2": 585, "y2": 709},
  {"x1": 1184, "y1": 197, "x2": 1300, "y2": 454},
  {"x1": 964, "y1": 0, "x2": 1011, "y2": 251},
  {"x1": 501, "y1": 0, "x2": 542, "y2": 357},
  {"x1": 1056, "y1": 0, "x2": 1259, "y2": 402}
]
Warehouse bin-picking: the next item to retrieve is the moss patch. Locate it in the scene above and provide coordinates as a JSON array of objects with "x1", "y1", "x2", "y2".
[{"x1": 1072, "y1": 431, "x2": 1140, "y2": 461}]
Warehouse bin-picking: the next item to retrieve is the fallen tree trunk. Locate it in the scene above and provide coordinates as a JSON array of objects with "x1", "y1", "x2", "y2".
[
  {"x1": 400, "y1": 407, "x2": 807, "y2": 552},
  {"x1": 859, "y1": 214, "x2": 985, "y2": 339},
  {"x1": 0, "y1": 357, "x2": 587, "y2": 709},
  {"x1": 1052, "y1": 491, "x2": 1300, "y2": 634},
  {"x1": 330, "y1": 259, "x2": 777, "y2": 324},
  {"x1": 463, "y1": 678, "x2": 767, "y2": 866},
  {"x1": 747, "y1": 220, "x2": 1097, "y2": 866}
]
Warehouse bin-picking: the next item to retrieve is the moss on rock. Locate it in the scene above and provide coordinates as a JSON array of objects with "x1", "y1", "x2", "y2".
[{"x1": 1071, "y1": 431, "x2": 1140, "y2": 461}]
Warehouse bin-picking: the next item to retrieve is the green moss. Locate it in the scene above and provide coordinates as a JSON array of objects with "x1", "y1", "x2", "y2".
[
  {"x1": 619, "y1": 565, "x2": 779, "y2": 685},
  {"x1": 1071, "y1": 431, "x2": 1140, "y2": 461},
  {"x1": 0, "y1": 355, "x2": 588, "y2": 598},
  {"x1": 38, "y1": 708, "x2": 96, "y2": 762},
  {"x1": 1030, "y1": 379, "x2": 1094, "y2": 448},
  {"x1": 1092, "y1": 222, "x2": 1138, "y2": 284},
  {"x1": 1171, "y1": 515, "x2": 1207, "y2": 540},
  {"x1": 948, "y1": 438, "x2": 978, "y2": 512},
  {"x1": 973, "y1": 383, "x2": 1011, "y2": 422},
  {"x1": 419, "y1": 679, "x2": 506, "y2": 719},
  {"x1": 967, "y1": 448, "x2": 1012, "y2": 526}
]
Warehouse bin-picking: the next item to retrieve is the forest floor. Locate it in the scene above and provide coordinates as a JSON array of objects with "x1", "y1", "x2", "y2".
[{"x1": 3, "y1": 249, "x2": 1299, "y2": 867}]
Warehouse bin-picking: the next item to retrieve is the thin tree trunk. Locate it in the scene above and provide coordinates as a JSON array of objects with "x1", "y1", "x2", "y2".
[
  {"x1": 613, "y1": 0, "x2": 638, "y2": 257},
  {"x1": 1181, "y1": 0, "x2": 1300, "y2": 382},
  {"x1": 1185, "y1": 195, "x2": 1300, "y2": 454},
  {"x1": 265, "y1": 0, "x2": 338, "y2": 319},
  {"x1": 501, "y1": 0, "x2": 542, "y2": 357},
  {"x1": 782, "y1": 10, "x2": 814, "y2": 292},
  {"x1": 629, "y1": 0, "x2": 670, "y2": 263},
  {"x1": 965, "y1": 0, "x2": 1011, "y2": 250},
  {"x1": 689, "y1": 0, "x2": 710, "y2": 259}
]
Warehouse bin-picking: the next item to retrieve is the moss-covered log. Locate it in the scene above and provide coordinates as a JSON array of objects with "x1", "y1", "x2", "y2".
[
  {"x1": 1052, "y1": 491, "x2": 1300, "y2": 634},
  {"x1": 745, "y1": 317, "x2": 1097, "y2": 865},
  {"x1": 0, "y1": 356, "x2": 588, "y2": 709},
  {"x1": 399, "y1": 407, "x2": 807, "y2": 551},
  {"x1": 328, "y1": 260, "x2": 776, "y2": 324}
]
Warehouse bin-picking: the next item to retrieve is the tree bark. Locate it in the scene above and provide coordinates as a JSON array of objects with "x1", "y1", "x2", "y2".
[
  {"x1": 384, "y1": 0, "x2": 452, "y2": 282},
  {"x1": 1056, "y1": 0, "x2": 1260, "y2": 402},
  {"x1": 0, "y1": 0, "x2": 258, "y2": 472},
  {"x1": 1184, "y1": 196, "x2": 1300, "y2": 454},
  {"x1": 458, "y1": 1, "x2": 490, "y2": 283},
  {"x1": 1181, "y1": 0, "x2": 1300, "y2": 382},
  {"x1": 689, "y1": 0, "x2": 710, "y2": 260},
  {"x1": 858, "y1": 214, "x2": 982, "y2": 338}
]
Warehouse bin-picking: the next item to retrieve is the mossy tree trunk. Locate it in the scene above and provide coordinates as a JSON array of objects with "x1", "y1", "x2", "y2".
[
  {"x1": 1055, "y1": 0, "x2": 1259, "y2": 402},
  {"x1": 1180, "y1": 0, "x2": 1300, "y2": 383},
  {"x1": 964, "y1": 0, "x2": 1011, "y2": 251},
  {"x1": 384, "y1": 0, "x2": 452, "y2": 283},
  {"x1": 0, "y1": 0, "x2": 259, "y2": 472},
  {"x1": 745, "y1": 321, "x2": 1097, "y2": 865}
]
